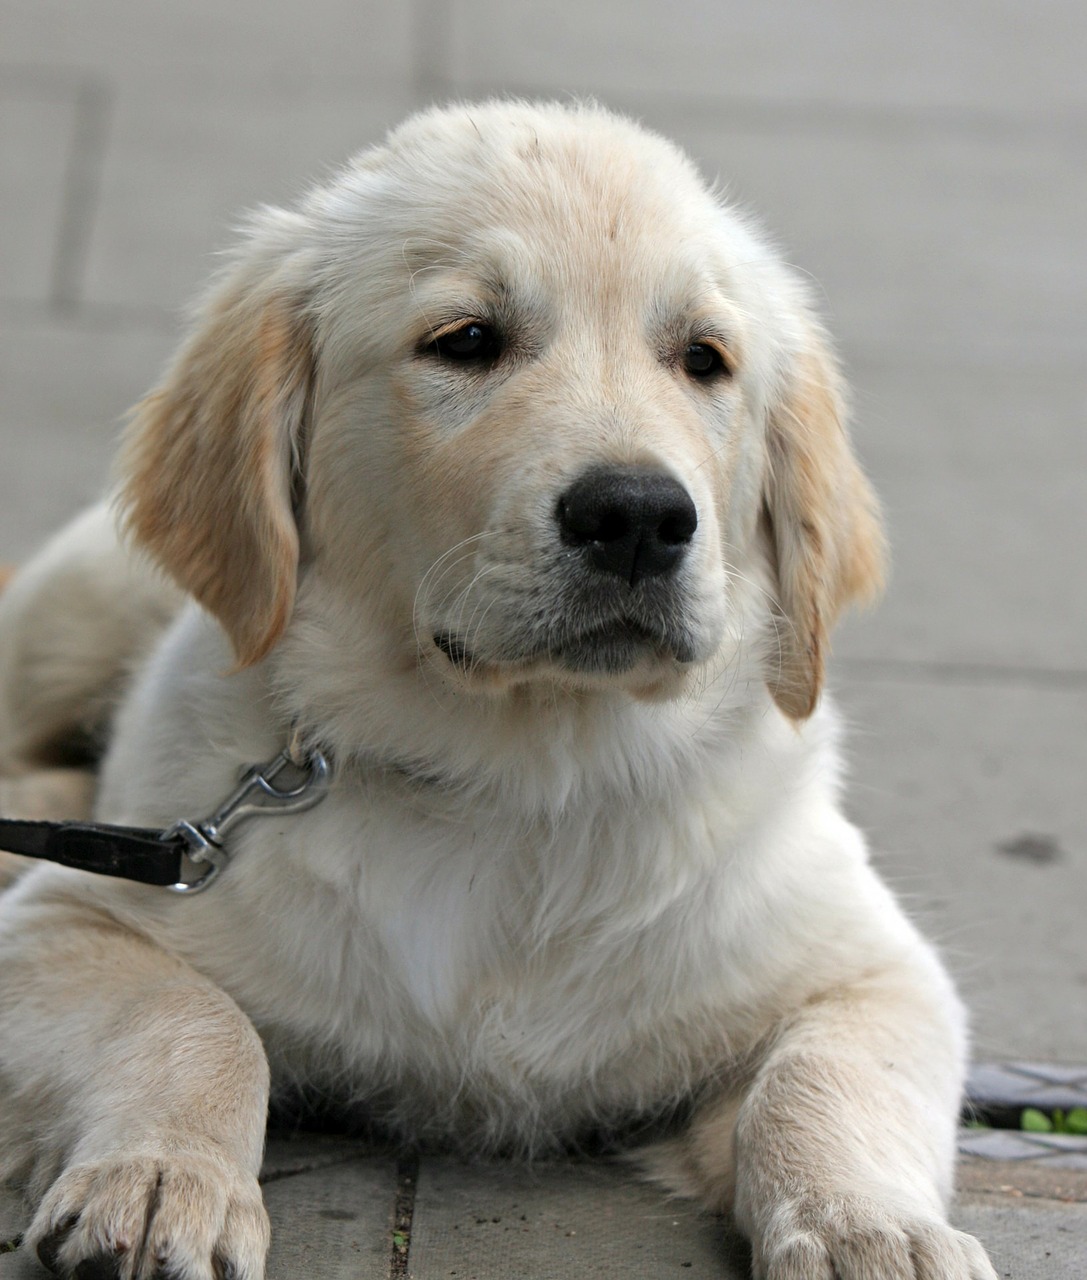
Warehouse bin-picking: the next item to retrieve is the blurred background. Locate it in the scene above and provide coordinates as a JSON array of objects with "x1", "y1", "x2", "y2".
[{"x1": 1, "y1": 2, "x2": 1084, "y2": 1063}]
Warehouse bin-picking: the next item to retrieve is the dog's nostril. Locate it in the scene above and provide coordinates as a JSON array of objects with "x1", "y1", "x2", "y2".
[
  {"x1": 556, "y1": 467, "x2": 697, "y2": 585},
  {"x1": 556, "y1": 496, "x2": 630, "y2": 545},
  {"x1": 658, "y1": 510, "x2": 697, "y2": 546}
]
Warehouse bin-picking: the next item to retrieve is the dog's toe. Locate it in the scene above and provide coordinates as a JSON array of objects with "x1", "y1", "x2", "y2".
[
  {"x1": 72, "y1": 1256, "x2": 127, "y2": 1280},
  {"x1": 28, "y1": 1152, "x2": 269, "y2": 1280},
  {"x1": 35, "y1": 1213, "x2": 79, "y2": 1274},
  {"x1": 752, "y1": 1196, "x2": 997, "y2": 1280}
]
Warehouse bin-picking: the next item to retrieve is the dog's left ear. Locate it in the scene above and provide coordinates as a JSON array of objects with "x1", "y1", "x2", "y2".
[
  {"x1": 761, "y1": 333, "x2": 886, "y2": 720},
  {"x1": 119, "y1": 227, "x2": 314, "y2": 667}
]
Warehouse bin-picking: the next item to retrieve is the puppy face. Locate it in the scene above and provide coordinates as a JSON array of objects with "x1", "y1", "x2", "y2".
[
  {"x1": 306, "y1": 119, "x2": 762, "y2": 700},
  {"x1": 122, "y1": 102, "x2": 884, "y2": 718}
]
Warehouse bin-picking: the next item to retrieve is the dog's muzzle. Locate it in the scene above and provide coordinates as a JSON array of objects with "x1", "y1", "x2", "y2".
[{"x1": 433, "y1": 466, "x2": 702, "y2": 678}]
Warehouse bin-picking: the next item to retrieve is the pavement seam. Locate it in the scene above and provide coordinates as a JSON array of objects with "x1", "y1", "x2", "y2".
[
  {"x1": 50, "y1": 74, "x2": 112, "y2": 316},
  {"x1": 389, "y1": 1153, "x2": 419, "y2": 1279},
  {"x1": 451, "y1": 75, "x2": 1087, "y2": 142},
  {"x1": 6, "y1": 295, "x2": 1085, "y2": 369},
  {"x1": 836, "y1": 658, "x2": 1087, "y2": 690}
]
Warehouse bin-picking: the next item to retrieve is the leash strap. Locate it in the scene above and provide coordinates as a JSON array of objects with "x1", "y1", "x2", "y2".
[
  {"x1": 0, "y1": 739, "x2": 331, "y2": 894},
  {"x1": 0, "y1": 818, "x2": 184, "y2": 885}
]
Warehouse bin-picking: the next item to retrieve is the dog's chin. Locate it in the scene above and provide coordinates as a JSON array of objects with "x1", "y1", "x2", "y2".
[
  {"x1": 546, "y1": 619, "x2": 698, "y2": 673},
  {"x1": 430, "y1": 621, "x2": 701, "y2": 701}
]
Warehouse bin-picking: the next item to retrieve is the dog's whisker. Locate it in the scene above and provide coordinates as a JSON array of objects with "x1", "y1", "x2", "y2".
[
  {"x1": 412, "y1": 532, "x2": 500, "y2": 650},
  {"x1": 450, "y1": 565, "x2": 504, "y2": 660}
]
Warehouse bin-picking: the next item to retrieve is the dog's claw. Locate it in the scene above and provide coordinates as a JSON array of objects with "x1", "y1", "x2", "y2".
[
  {"x1": 36, "y1": 1214, "x2": 79, "y2": 1275},
  {"x1": 72, "y1": 1256, "x2": 125, "y2": 1280},
  {"x1": 27, "y1": 1154, "x2": 268, "y2": 1280}
]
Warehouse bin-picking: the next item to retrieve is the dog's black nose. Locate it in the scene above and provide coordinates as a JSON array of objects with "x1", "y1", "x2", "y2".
[{"x1": 556, "y1": 467, "x2": 698, "y2": 586}]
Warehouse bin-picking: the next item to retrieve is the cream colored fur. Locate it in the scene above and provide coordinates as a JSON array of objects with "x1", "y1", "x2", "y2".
[{"x1": 0, "y1": 101, "x2": 994, "y2": 1280}]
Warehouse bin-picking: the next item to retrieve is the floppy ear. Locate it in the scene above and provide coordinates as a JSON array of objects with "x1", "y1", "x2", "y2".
[
  {"x1": 119, "y1": 239, "x2": 314, "y2": 667},
  {"x1": 762, "y1": 334, "x2": 886, "y2": 720}
]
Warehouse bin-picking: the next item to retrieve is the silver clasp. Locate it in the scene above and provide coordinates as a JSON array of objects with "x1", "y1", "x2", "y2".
[{"x1": 166, "y1": 738, "x2": 331, "y2": 894}]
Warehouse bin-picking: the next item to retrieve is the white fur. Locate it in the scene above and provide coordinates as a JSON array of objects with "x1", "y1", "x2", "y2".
[{"x1": 0, "y1": 101, "x2": 994, "y2": 1279}]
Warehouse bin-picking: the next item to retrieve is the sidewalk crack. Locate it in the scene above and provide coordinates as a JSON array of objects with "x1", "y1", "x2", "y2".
[
  {"x1": 390, "y1": 1153, "x2": 419, "y2": 1278},
  {"x1": 50, "y1": 74, "x2": 112, "y2": 315}
]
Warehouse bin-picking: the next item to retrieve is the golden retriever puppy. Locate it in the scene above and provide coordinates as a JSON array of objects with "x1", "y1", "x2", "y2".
[{"x1": 0, "y1": 101, "x2": 995, "y2": 1279}]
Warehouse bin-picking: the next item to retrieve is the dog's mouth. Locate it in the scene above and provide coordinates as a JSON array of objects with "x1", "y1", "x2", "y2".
[
  {"x1": 434, "y1": 631, "x2": 471, "y2": 666},
  {"x1": 544, "y1": 618, "x2": 697, "y2": 673},
  {"x1": 434, "y1": 616, "x2": 696, "y2": 678}
]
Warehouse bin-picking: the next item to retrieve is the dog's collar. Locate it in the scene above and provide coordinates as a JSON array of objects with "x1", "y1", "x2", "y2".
[{"x1": 0, "y1": 733, "x2": 331, "y2": 895}]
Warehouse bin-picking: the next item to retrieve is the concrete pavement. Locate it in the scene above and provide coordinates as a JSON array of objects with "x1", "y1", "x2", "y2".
[
  {"x1": 2, "y1": 1132, "x2": 1086, "y2": 1278},
  {"x1": 1, "y1": 1, "x2": 1085, "y2": 1275}
]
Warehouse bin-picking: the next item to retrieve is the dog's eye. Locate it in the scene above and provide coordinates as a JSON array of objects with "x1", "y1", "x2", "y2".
[
  {"x1": 427, "y1": 322, "x2": 503, "y2": 364},
  {"x1": 683, "y1": 343, "x2": 730, "y2": 380}
]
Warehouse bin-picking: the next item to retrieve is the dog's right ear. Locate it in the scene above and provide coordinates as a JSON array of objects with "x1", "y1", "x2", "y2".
[{"x1": 119, "y1": 220, "x2": 314, "y2": 668}]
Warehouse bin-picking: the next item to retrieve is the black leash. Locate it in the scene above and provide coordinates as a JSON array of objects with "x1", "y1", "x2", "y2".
[
  {"x1": 0, "y1": 740, "x2": 331, "y2": 894},
  {"x1": 0, "y1": 817, "x2": 185, "y2": 885}
]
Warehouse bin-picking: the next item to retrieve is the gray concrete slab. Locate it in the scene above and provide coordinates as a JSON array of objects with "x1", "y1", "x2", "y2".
[
  {"x1": 8, "y1": 1149, "x2": 1085, "y2": 1279},
  {"x1": 261, "y1": 1131, "x2": 384, "y2": 1181},
  {"x1": 263, "y1": 1157, "x2": 396, "y2": 1280},
  {"x1": 0, "y1": 1245, "x2": 41, "y2": 1278},
  {"x1": 833, "y1": 361, "x2": 1087, "y2": 671},
  {"x1": 4, "y1": 0, "x2": 417, "y2": 94},
  {"x1": 958, "y1": 1151, "x2": 1087, "y2": 1205},
  {"x1": 671, "y1": 117, "x2": 1087, "y2": 365},
  {"x1": 0, "y1": 1180, "x2": 24, "y2": 1245},
  {"x1": 446, "y1": 0, "x2": 1087, "y2": 119},
  {"x1": 956, "y1": 1195, "x2": 1087, "y2": 1280},
  {"x1": 0, "y1": 75, "x2": 76, "y2": 306},
  {"x1": 409, "y1": 1157, "x2": 747, "y2": 1278},
  {"x1": 0, "y1": 1186, "x2": 35, "y2": 1278},
  {"x1": 82, "y1": 87, "x2": 414, "y2": 314},
  {"x1": 833, "y1": 677, "x2": 1087, "y2": 1064},
  {"x1": 0, "y1": 319, "x2": 175, "y2": 559}
]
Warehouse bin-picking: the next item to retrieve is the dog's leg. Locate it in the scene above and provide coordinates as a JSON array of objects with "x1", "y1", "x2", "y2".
[
  {"x1": 0, "y1": 894, "x2": 270, "y2": 1279},
  {"x1": 663, "y1": 961, "x2": 996, "y2": 1279}
]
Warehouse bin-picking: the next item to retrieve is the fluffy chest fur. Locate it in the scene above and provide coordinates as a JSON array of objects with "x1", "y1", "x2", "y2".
[{"x1": 86, "y1": 608, "x2": 890, "y2": 1152}]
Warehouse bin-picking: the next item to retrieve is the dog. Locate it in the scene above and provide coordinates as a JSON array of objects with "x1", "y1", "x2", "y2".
[{"x1": 0, "y1": 100, "x2": 996, "y2": 1279}]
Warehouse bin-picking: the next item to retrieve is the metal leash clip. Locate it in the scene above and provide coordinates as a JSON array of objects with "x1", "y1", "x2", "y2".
[{"x1": 165, "y1": 733, "x2": 331, "y2": 895}]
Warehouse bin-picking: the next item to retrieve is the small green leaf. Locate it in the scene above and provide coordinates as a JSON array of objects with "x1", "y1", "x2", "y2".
[
  {"x1": 1064, "y1": 1107, "x2": 1087, "y2": 1135},
  {"x1": 1020, "y1": 1107, "x2": 1054, "y2": 1132}
]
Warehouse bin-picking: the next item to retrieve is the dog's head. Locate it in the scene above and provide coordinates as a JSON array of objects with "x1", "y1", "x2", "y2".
[{"x1": 121, "y1": 101, "x2": 883, "y2": 721}]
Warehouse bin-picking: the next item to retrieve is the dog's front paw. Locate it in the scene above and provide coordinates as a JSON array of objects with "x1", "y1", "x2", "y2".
[
  {"x1": 27, "y1": 1151, "x2": 269, "y2": 1280},
  {"x1": 751, "y1": 1195, "x2": 996, "y2": 1280}
]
